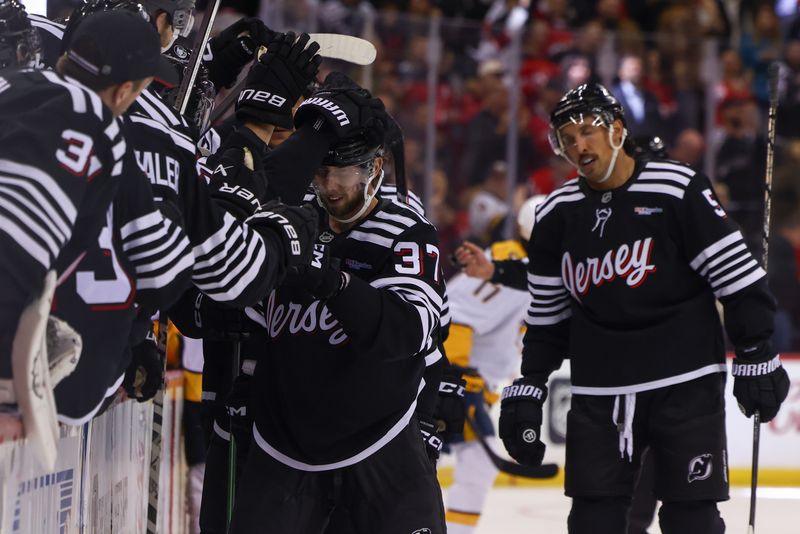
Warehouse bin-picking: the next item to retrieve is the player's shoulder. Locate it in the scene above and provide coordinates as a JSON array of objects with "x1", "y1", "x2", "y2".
[
  {"x1": 133, "y1": 87, "x2": 191, "y2": 132},
  {"x1": 535, "y1": 176, "x2": 585, "y2": 224},
  {"x1": 5, "y1": 69, "x2": 114, "y2": 127},
  {"x1": 348, "y1": 199, "x2": 436, "y2": 250},
  {"x1": 27, "y1": 13, "x2": 65, "y2": 36},
  {"x1": 490, "y1": 239, "x2": 527, "y2": 261},
  {"x1": 630, "y1": 158, "x2": 705, "y2": 201},
  {"x1": 378, "y1": 184, "x2": 425, "y2": 216}
]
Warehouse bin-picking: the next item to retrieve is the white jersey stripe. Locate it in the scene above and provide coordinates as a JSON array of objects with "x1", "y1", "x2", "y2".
[
  {"x1": 714, "y1": 268, "x2": 766, "y2": 298},
  {"x1": 120, "y1": 210, "x2": 164, "y2": 240},
  {"x1": 359, "y1": 219, "x2": 405, "y2": 235},
  {"x1": 42, "y1": 71, "x2": 86, "y2": 114},
  {"x1": 0, "y1": 176, "x2": 69, "y2": 241},
  {"x1": 536, "y1": 191, "x2": 584, "y2": 221},
  {"x1": 348, "y1": 230, "x2": 393, "y2": 248},
  {"x1": 0, "y1": 158, "x2": 76, "y2": 223},
  {"x1": 700, "y1": 242, "x2": 748, "y2": 277},
  {"x1": 628, "y1": 183, "x2": 685, "y2": 199},
  {"x1": 690, "y1": 231, "x2": 743, "y2": 270},
  {"x1": 636, "y1": 171, "x2": 691, "y2": 186},
  {"x1": 373, "y1": 210, "x2": 415, "y2": 227},
  {"x1": 0, "y1": 185, "x2": 62, "y2": 254},
  {"x1": 645, "y1": 161, "x2": 696, "y2": 176},
  {"x1": 525, "y1": 308, "x2": 572, "y2": 326}
]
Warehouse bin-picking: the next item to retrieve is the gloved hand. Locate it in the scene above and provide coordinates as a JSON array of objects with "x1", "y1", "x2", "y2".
[
  {"x1": 206, "y1": 125, "x2": 269, "y2": 220},
  {"x1": 122, "y1": 333, "x2": 165, "y2": 403},
  {"x1": 246, "y1": 201, "x2": 319, "y2": 271},
  {"x1": 499, "y1": 377, "x2": 547, "y2": 466},
  {"x1": 168, "y1": 289, "x2": 254, "y2": 341},
  {"x1": 732, "y1": 345, "x2": 790, "y2": 423},
  {"x1": 285, "y1": 244, "x2": 348, "y2": 300},
  {"x1": 205, "y1": 17, "x2": 274, "y2": 89},
  {"x1": 294, "y1": 72, "x2": 387, "y2": 145},
  {"x1": 236, "y1": 31, "x2": 322, "y2": 129},
  {"x1": 418, "y1": 413, "x2": 443, "y2": 465},
  {"x1": 435, "y1": 364, "x2": 466, "y2": 443}
]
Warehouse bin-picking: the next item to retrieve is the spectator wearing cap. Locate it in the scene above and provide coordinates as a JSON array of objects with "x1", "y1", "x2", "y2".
[{"x1": 56, "y1": 10, "x2": 177, "y2": 117}]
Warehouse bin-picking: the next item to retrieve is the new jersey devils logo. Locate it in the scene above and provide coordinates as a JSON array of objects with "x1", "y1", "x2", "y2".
[{"x1": 687, "y1": 453, "x2": 713, "y2": 483}]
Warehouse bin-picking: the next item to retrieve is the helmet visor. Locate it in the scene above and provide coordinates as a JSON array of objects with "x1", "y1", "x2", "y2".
[{"x1": 313, "y1": 164, "x2": 372, "y2": 191}]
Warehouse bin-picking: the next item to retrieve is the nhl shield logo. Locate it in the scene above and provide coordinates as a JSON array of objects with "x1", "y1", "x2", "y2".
[{"x1": 687, "y1": 453, "x2": 713, "y2": 483}]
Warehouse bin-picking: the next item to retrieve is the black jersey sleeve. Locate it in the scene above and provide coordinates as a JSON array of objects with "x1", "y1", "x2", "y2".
[
  {"x1": 326, "y1": 223, "x2": 444, "y2": 361},
  {"x1": 678, "y1": 171, "x2": 776, "y2": 354},
  {"x1": 126, "y1": 110, "x2": 281, "y2": 307},
  {"x1": 520, "y1": 203, "x2": 571, "y2": 381},
  {"x1": 491, "y1": 259, "x2": 529, "y2": 290}
]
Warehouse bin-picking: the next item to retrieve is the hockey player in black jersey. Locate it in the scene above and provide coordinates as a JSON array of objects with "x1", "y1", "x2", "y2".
[
  {"x1": 0, "y1": 9, "x2": 177, "y2": 441},
  {"x1": 498, "y1": 83, "x2": 790, "y2": 534},
  {"x1": 225, "y1": 77, "x2": 446, "y2": 534}
]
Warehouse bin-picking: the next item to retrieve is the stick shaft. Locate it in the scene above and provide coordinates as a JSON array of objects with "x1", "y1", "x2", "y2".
[{"x1": 175, "y1": 0, "x2": 221, "y2": 115}]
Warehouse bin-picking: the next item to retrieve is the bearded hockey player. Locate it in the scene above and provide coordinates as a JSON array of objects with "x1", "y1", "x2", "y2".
[
  {"x1": 227, "y1": 76, "x2": 446, "y2": 534},
  {"x1": 498, "y1": 83, "x2": 790, "y2": 534}
]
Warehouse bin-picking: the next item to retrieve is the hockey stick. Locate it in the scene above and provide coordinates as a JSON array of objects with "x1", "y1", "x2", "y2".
[
  {"x1": 226, "y1": 340, "x2": 242, "y2": 527},
  {"x1": 175, "y1": 0, "x2": 221, "y2": 115},
  {"x1": 747, "y1": 61, "x2": 780, "y2": 534},
  {"x1": 465, "y1": 414, "x2": 559, "y2": 479},
  {"x1": 208, "y1": 33, "x2": 377, "y2": 125}
]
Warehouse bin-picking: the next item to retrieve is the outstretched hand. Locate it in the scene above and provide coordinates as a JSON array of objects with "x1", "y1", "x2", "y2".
[{"x1": 453, "y1": 241, "x2": 495, "y2": 280}]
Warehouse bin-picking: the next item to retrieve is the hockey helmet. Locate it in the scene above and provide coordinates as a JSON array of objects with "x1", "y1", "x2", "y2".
[
  {"x1": 632, "y1": 135, "x2": 668, "y2": 160},
  {"x1": 156, "y1": 42, "x2": 215, "y2": 133},
  {"x1": 63, "y1": 0, "x2": 150, "y2": 52},
  {"x1": 0, "y1": 0, "x2": 42, "y2": 71},
  {"x1": 548, "y1": 83, "x2": 626, "y2": 157},
  {"x1": 517, "y1": 194, "x2": 547, "y2": 241}
]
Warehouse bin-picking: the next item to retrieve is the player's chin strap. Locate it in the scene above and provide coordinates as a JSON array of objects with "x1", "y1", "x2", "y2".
[
  {"x1": 320, "y1": 169, "x2": 386, "y2": 224},
  {"x1": 595, "y1": 125, "x2": 627, "y2": 184}
]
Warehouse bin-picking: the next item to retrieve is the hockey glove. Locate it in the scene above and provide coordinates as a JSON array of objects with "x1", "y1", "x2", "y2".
[
  {"x1": 207, "y1": 126, "x2": 270, "y2": 220},
  {"x1": 435, "y1": 365, "x2": 467, "y2": 443},
  {"x1": 122, "y1": 333, "x2": 164, "y2": 403},
  {"x1": 732, "y1": 345, "x2": 790, "y2": 423},
  {"x1": 247, "y1": 201, "x2": 319, "y2": 271},
  {"x1": 285, "y1": 244, "x2": 349, "y2": 300},
  {"x1": 499, "y1": 377, "x2": 547, "y2": 466},
  {"x1": 236, "y1": 32, "x2": 322, "y2": 130},
  {"x1": 418, "y1": 413, "x2": 443, "y2": 464},
  {"x1": 294, "y1": 72, "x2": 387, "y2": 146},
  {"x1": 168, "y1": 289, "x2": 254, "y2": 341},
  {"x1": 205, "y1": 17, "x2": 274, "y2": 90}
]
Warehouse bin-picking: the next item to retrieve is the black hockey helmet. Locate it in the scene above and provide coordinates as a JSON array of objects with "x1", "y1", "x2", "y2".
[
  {"x1": 0, "y1": 0, "x2": 42, "y2": 71},
  {"x1": 632, "y1": 135, "x2": 668, "y2": 159},
  {"x1": 548, "y1": 83, "x2": 626, "y2": 156},
  {"x1": 63, "y1": 0, "x2": 150, "y2": 52},
  {"x1": 155, "y1": 42, "x2": 215, "y2": 133}
]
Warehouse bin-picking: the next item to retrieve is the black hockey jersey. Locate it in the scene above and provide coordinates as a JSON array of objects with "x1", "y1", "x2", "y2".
[
  {"x1": 27, "y1": 13, "x2": 63, "y2": 68},
  {"x1": 249, "y1": 199, "x2": 445, "y2": 469},
  {"x1": 0, "y1": 69, "x2": 125, "y2": 373},
  {"x1": 53, "y1": 149, "x2": 194, "y2": 424},
  {"x1": 523, "y1": 159, "x2": 775, "y2": 393}
]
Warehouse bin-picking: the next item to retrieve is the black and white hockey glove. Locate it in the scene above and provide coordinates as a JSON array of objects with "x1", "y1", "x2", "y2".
[
  {"x1": 294, "y1": 72, "x2": 387, "y2": 145},
  {"x1": 205, "y1": 17, "x2": 274, "y2": 90},
  {"x1": 435, "y1": 365, "x2": 467, "y2": 443},
  {"x1": 499, "y1": 377, "x2": 547, "y2": 466},
  {"x1": 122, "y1": 333, "x2": 164, "y2": 403},
  {"x1": 247, "y1": 201, "x2": 319, "y2": 271},
  {"x1": 235, "y1": 32, "x2": 321, "y2": 130},
  {"x1": 418, "y1": 414, "x2": 443, "y2": 465},
  {"x1": 732, "y1": 344, "x2": 790, "y2": 423}
]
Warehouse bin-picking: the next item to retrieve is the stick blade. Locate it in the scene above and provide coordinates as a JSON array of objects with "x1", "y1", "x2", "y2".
[{"x1": 308, "y1": 33, "x2": 377, "y2": 66}]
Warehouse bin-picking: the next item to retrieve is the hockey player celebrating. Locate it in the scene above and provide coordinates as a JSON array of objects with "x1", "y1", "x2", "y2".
[
  {"x1": 499, "y1": 83, "x2": 790, "y2": 533},
  {"x1": 227, "y1": 74, "x2": 446, "y2": 534},
  {"x1": 0, "y1": 8, "x2": 177, "y2": 446}
]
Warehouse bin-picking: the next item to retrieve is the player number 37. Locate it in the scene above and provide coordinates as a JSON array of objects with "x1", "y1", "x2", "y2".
[{"x1": 394, "y1": 241, "x2": 440, "y2": 281}]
